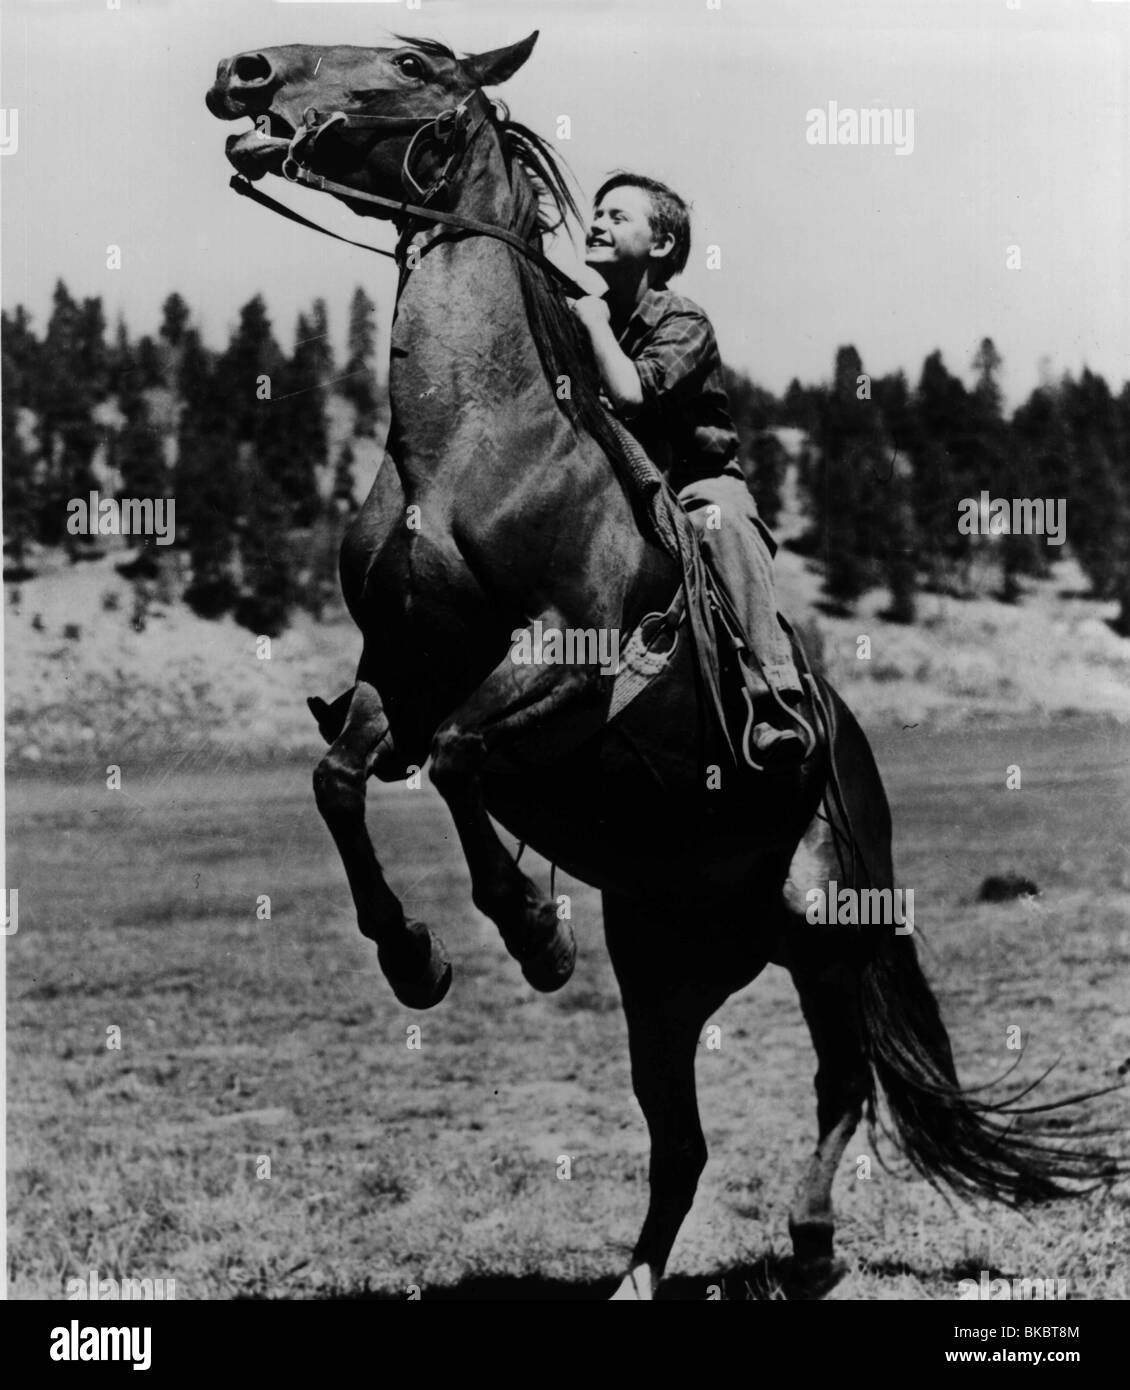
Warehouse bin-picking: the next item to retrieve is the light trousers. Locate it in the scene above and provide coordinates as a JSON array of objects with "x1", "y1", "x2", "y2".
[{"x1": 678, "y1": 473, "x2": 803, "y2": 698}]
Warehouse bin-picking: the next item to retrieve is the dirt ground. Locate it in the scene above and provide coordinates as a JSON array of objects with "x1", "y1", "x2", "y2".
[{"x1": 6, "y1": 720, "x2": 1129, "y2": 1299}]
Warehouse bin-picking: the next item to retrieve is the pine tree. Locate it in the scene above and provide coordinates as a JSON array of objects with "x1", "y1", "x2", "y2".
[
  {"x1": 2, "y1": 313, "x2": 38, "y2": 575},
  {"x1": 1069, "y1": 430, "x2": 1125, "y2": 598},
  {"x1": 271, "y1": 309, "x2": 327, "y2": 528},
  {"x1": 156, "y1": 292, "x2": 192, "y2": 391},
  {"x1": 967, "y1": 337, "x2": 1026, "y2": 600},
  {"x1": 234, "y1": 450, "x2": 297, "y2": 636},
  {"x1": 77, "y1": 297, "x2": 110, "y2": 401},
  {"x1": 112, "y1": 346, "x2": 166, "y2": 559},
  {"x1": 872, "y1": 371, "x2": 918, "y2": 455},
  {"x1": 783, "y1": 377, "x2": 818, "y2": 434},
  {"x1": 1113, "y1": 383, "x2": 1130, "y2": 634},
  {"x1": 1061, "y1": 370, "x2": 1128, "y2": 604},
  {"x1": 882, "y1": 469, "x2": 918, "y2": 624},
  {"x1": 340, "y1": 286, "x2": 379, "y2": 436},
  {"x1": 911, "y1": 350, "x2": 972, "y2": 591},
  {"x1": 133, "y1": 335, "x2": 164, "y2": 389},
  {"x1": 748, "y1": 431, "x2": 785, "y2": 529},
  {"x1": 333, "y1": 440, "x2": 358, "y2": 511},
  {"x1": 176, "y1": 328, "x2": 239, "y2": 617},
  {"x1": 307, "y1": 298, "x2": 335, "y2": 381},
  {"x1": 808, "y1": 346, "x2": 892, "y2": 609},
  {"x1": 868, "y1": 370, "x2": 920, "y2": 619},
  {"x1": 159, "y1": 293, "x2": 191, "y2": 349},
  {"x1": 216, "y1": 296, "x2": 304, "y2": 630},
  {"x1": 220, "y1": 295, "x2": 285, "y2": 443},
  {"x1": 108, "y1": 316, "x2": 134, "y2": 398},
  {"x1": 37, "y1": 281, "x2": 104, "y2": 550},
  {"x1": 1005, "y1": 385, "x2": 1067, "y2": 587}
]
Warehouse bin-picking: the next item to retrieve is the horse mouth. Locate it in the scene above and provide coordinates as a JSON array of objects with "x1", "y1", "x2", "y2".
[{"x1": 224, "y1": 111, "x2": 294, "y2": 181}]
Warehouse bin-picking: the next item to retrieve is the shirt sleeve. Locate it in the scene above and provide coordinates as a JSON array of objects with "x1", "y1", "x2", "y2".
[{"x1": 632, "y1": 310, "x2": 717, "y2": 407}]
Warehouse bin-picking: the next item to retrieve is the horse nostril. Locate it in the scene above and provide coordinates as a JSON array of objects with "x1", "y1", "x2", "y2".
[{"x1": 232, "y1": 53, "x2": 273, "y2": 86}]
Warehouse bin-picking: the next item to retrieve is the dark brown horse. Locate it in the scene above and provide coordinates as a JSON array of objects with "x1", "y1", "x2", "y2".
[{"x1": 207, "y1": 33, "x2": 1109, "y2": 1298}]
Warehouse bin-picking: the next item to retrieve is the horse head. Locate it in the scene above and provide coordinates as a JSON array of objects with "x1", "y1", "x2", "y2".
[{"x1": 205, "y1": 33, "x2": 538, "y2": 211}]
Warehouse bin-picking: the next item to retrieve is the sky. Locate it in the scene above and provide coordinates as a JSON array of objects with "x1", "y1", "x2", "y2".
[{"x1": 2, "y1": 0, "x2": 1128, "y2": 409}]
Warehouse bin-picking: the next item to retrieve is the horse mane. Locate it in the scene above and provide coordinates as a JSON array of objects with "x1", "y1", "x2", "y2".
[
  {"x1": 391, "y1": 35, "x2": 635, "y2": 475},
  {"x1": 490, "y1": 104, "x2": 635, "y2": 476}
]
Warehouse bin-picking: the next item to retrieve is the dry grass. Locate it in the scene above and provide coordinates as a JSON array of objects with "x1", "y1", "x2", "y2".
[
  {"x1": 7, "y1": 724, "x2": 1129, "y2": 1300},
  {"x1": 6, "y1": 459, "x2": 1129, "y2": 1298}
]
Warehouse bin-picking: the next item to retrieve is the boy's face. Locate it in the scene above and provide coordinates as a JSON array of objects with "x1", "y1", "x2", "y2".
[{"x1": 585, "y1": 185, "x2": 672, "y2": 279}]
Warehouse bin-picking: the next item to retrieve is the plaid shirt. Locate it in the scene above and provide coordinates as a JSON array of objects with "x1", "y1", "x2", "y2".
[{"x1": 612, "y1": 287, "x2": 743, "y2": 492}]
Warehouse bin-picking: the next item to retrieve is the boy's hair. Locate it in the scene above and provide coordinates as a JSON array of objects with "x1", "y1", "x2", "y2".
[{"x1": 593, "y1": 172, "x2": 691, "y2": 284}]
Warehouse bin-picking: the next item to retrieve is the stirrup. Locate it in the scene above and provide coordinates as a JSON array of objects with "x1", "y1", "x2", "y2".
[
  {"x1": 739, "y1": 688, "x2": 767, "y2": 773},
  {"x1": 738, "y1": 686, "x2": 817, "y2": 773},
  {"x1": 772, "y1": 684, "x2": 819, "y2": 760}
]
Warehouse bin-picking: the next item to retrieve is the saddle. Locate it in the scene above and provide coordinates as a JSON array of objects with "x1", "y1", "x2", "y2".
[{"x1": 602, "y1": 415, "x2": 817, "y2": 771}]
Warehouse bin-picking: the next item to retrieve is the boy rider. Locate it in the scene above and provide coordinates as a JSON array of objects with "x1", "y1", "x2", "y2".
[{"x1": 571, "y1": 173, "x2": 811, "y2": 766}]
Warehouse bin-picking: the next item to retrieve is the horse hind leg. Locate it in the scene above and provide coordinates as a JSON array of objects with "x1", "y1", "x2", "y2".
[
  {"x1": 776, "y1": 681, "x2": 896, "y2": 1284},
  {"x1": 313, "y1": 681, "x2": 451, "y2": 1009},
  {"x1": 785, "y1": 942, "x2": 872, "y2": 1288},
  {"x1": 604, "y1": 892, "x2": 760, "y2": 1300}
]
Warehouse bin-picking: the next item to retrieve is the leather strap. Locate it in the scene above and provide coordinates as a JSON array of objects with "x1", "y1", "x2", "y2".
[
  {"x1": 229, "y1": 175, "x2": 398, "y2": 259},
  {"x1": 229, "y1": 92, "x2": 589, "y2": 297},
  {"x1": 230, "y1": 168, "x2": 587, "y2": 298}
]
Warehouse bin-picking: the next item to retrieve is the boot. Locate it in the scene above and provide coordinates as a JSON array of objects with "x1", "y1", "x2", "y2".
[{"x1": 743, "y1": 689, "x2": 815, "y2": 770}]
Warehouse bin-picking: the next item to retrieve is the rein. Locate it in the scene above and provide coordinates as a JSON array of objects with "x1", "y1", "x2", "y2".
[{"x1": 227, "y1": 94, "x2": 588, "y2": 299}]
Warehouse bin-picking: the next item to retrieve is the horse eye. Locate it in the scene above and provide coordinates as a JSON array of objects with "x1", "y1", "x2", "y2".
[{"x1": 395, "y1": 54, "x2": 425, "y2": 80}]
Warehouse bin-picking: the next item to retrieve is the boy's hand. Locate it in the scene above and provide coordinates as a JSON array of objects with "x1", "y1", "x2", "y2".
[
  {"x1": 569, "y1": 294, "x2": 644, "y2": 413},
  {"x1": 570, "y1": 295, "x2": 612, "y2": 331}
]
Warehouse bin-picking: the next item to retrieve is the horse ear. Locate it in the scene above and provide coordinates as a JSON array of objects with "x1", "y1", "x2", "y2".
[{"x1": 463, "y1": 31, "x2": 538, "y2": 87}]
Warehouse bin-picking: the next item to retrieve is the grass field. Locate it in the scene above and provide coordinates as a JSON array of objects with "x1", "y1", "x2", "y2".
[{"x1": 6, "y1": 719, "x2": 1129, "y2": 1300}]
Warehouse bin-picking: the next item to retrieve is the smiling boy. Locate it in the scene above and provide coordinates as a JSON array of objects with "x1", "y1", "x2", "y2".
[{"x1": 572, "y1": 173, "x2": 811, "y2": 766}]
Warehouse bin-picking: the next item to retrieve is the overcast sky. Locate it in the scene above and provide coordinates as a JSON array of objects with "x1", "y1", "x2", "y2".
[{"x1": 2, "y1": 0, "x2": 1128, "y2": 409}]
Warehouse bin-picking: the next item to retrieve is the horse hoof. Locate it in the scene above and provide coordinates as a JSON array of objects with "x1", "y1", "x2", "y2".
[
  {"x1": 787, "y1": 1219, "x2": 846, "y2": 1297},
  {"x1": 789, "y1": 1256, "x2": 848, "y2": 1299},
  {"x1": 392, "y1": 957, "x2": 452, "y2": 1010},
  {"x1": 610, "y1": 1265, "x2": 655, "y2": 1300},
  {"x1": 788, "y1": 1217, "x2": 834, "y2": 1263},
  {"x1": 519, "y1": 915, "x2": 576, "y2": 993},
  {"x1": 379, "y1": 923, "x2": 452, "y2": 1009}
]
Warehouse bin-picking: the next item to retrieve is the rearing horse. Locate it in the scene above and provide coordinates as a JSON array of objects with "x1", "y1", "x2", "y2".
[{"x1": 207, "y1": 32, "x2": 1107, "y2": 1299}]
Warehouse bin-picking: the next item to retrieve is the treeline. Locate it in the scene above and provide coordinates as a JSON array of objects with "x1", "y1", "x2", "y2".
[
  {"x1": 4, "y1": 284, "x2": 1130, "y2": 636},
  {"x1": 2, "y1": 281, "x2": 381, "y2": 634},
  {"x1": 729, "y1": 341, "x2": 1130, "y2": 633}
]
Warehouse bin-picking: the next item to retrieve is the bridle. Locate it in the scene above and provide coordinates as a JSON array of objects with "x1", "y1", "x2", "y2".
[{"x1": 228, "y1": 87, "x2": 588, "y2": 297}]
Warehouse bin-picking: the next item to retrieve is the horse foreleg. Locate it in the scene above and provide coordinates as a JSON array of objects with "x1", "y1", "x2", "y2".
[
  {"x1": 313, "y1": 680, "x2": 451, "y2": 1009},
  {"x1": 429, "y1": 649, "x2": 603, "y2": 992}
]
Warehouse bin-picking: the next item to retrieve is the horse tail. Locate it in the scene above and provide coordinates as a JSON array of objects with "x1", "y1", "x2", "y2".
[
  {"x1": 858, "y1": 906, "x2": 1122, "y2": 1205},
  {"x1": 807, "y1": 679, "x2": 1121, "y2": 1205}
]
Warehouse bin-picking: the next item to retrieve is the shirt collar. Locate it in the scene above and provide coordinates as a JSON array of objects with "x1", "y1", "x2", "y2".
[{"x1": 614, "y1": 286, "x2": 668, "y2": 342}]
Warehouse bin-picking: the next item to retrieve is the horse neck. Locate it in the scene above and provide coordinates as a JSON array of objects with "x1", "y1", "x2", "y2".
[{"x1": 386, "y1": 129, "x2": 574, "y2": 496}]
